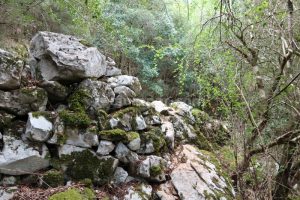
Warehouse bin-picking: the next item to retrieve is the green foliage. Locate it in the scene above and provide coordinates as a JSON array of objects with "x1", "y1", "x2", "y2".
[{"x1": 49, "y1": 188, "x2": 95, "y2": 200}]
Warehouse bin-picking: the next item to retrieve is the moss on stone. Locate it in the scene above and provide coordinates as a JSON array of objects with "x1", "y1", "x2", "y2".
[
  {"x1": 42, "y1": 170, "x2": 64, "y2": 188},
  {"x1": 49, "y1": 188, "x2": 82, "y2": 200},
  {"x1": 140, "y1": 127, "x2": 166, "y2": 153},
  {"x1": 112, "y1": 106, "x2": 140, "y2": 118},
  {"x1": 57, "y1": 133, "x2": 68, "y2": 145},
  {"x1": 31, "y1": 111, "x2": 54, "y2": 121},
  {"x1": 59, "y1": 110, "x2": 91, "y2": 128},
  {"x1": 98, "y1": 129, "x2": 139, "y2": 143},
  {"x1": 62, "y1": 150, "x2": 116, "y2": 185},
  {"x1": 193, "y1": 131, "x2": 213, "y2": 151},
  {"x1": 68, "y1": 89, "x2": 90, "y2": 112},
  {"x1": 192, "y1": 108, "x2": 211, "y2": 125},
  {"x1": 150, "y1": 165, "x2": 162, "y2": 177},
  {"x1": 80, "y1": 178, "x2": 93, "y2": 188}
]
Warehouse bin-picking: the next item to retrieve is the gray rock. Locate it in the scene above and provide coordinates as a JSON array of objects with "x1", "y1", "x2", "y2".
[
  {"x1": 115, "y1": 142, "x2": 139, "y2": 164},
  {"x1": 0, "y1": 135, "x2": 49, "y2": 175},
  {"x1": 134, "y1": 115, "x2": 147, "y2": 131},
  {"x1": 113, "y1": 92, "x2": 132, "y2": 109},
  {"x1": 64, "y1": 127, "x2": 98, "y2": 148},
  {"x1": 114, "y1": 86, "x2": 136, "y2": 98},
  {"x1": 109, "y1": 118, "x2": 119, "y2": 129},
  {"x1": 170, "y1": 145, "x2": 235, "y2": 200},
  {"x1": 0, "y1": 87, "x2": 48, "y2": 115},
  {"x1": 145, "y1": 115, "x2": 161, "y2": 125},
  {"x1": 170, "y1": 101, "x2": 194, "y2": 122},
  {"x1": 77, "y1": 79, "x2": 115, "y2": 112},
  {"x1": 105, "y1": 66, "x2": 122, "y2": 77},
  {"x1": 127, "y1": 137, "x2": 141, "y2": 151},
  {"x1": 155, "y1": 182, "x2": 178, "y2": 200},
  {"x1": 30, "y1": 31, "x2": 107, "y2": 82},
  {"x1": 0, "y1": 187, "x2": 17, "y2": 200},
  {"x1": 171, "y1": 115, "x2": 197, "y2": 140},
  {"x1": 112, "y1": 167, "x2": 128, "y2": 185},
  {"x1": 161, "y1": 121, "x2": 175, "y2": 149},
  {"x1": 24, "y1": 112, "x2": 53, "y2": 142},
  {"x1": 108, "y1": 75, "x2": 142, "y2": 94},
  {"x1": 131, "y1": 99, "x2": 151, "y2": 109},
  {"x1": 0, "y1": 49, "x2": 23, "y2": 90},
  {"x1": 1, "y1": 176, "x2": 17, "y2": 186},
  {"x1": 38, "y1": 80, "x2": 69, "y2": 101},
  {"x1": 97, "y1": 140, "x2": 115, "y2": 156},
  {"x1": 137, "y1": 155, "x2": 166, "y2": 182},
  {"x1": 58, "y1": 144, "x2": 86, "y2": 158},
  {"x1": 150, "y1": 101, "x2": 170, "y2": 113},
  {"x1": 124, "y1": 184, "x2": 152, "y2": 200}
]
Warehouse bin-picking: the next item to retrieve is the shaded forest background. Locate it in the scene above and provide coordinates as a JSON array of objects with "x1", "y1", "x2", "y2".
[{"x1": 1, "y1": 0, "x2": 300, "y2": 199}]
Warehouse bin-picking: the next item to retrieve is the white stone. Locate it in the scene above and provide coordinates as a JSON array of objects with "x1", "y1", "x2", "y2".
[
  {"x1": 112, "y1": 167, "x2": 128, "y2": 184},
  {"x1": 108, "y1": 75, "x2": 142, "y2": 94},
  {"x1": 58, "y1": 144, "x2": 86, "y2": 158},
  {"x1": 25, "y1": 113, "x2": 53, "y2": 142},
  {"x1": 127, "y1": 137, "x2": 141, "y2": 151},
  {"x1": 96, "y1": 140, "x2": 115, "y2": 156},
  {"x1": 135, "y1": 115, "x2": 147, "y2": 131}
]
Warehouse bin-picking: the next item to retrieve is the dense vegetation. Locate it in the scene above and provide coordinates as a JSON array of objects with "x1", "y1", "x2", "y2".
[{"x1": 1, "y1": 0, "x2": 300, "y2": 199}]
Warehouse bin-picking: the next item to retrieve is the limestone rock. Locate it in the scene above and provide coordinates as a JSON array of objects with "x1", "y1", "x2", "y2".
[
  {"x1": 127, "y1": 137, "x2": 141, "y2": 151},
  {"x1": 124, "y1": 184, "x2": 152, "y2": 200},
  {"x1": 64, "y1": 150, "x2": 118, "y2": 184},
  {"x1": 64, "y1": 127, "x2": 99, "y2": 148},
  {"x1": 137, "y1": 155, "x2": 166, "y2": 182},
  {"x1": 0, "y1": 187, "x2": 16, "y2": 200},
  {"x1": 113, "y1": 92, "x2": 132, "y2": 109},
  {"x1": 24, "y1": 112, "x2": 53, "y2": 142},
  {"x1": 0, "y1": 135, "x2": 49, "y2": 175},
  {"x1": 170, "y1": 145, "x2": 235, "y2": 200},
  {"x1": 150, "y1": 101, "x2": 170, "y2": 113},
  {"x1": 38, "y1": 80, "x2": 69, "y2": 101},
  {"x1": 115, "y1": 142, "x2": 139, "y2": 164},
  {"x1": 161, "y1": 121, "x2": 175, "y2": 149},
  {"x1": 0, "y1": 87, "x2": 48, "y2": 115},
  {"x1": 30, "y1": 31, "x2": 107, "y2": 82},
  {"x1": 114, "y1": 86, "x2": 136, "y2": 98},
  {"x1": 108, "y1": 75, "x2": 142, "y2": 94},
  {"x1": 58, "y1": 144, "x2": 86, "y2": 158},
  {"x1": 112, "y1": 167, "x2": 128, "y2": 185},
  {"x1": 105, "y1": 66, "x2": 122, "y2": 77},
  {"x1": 77, "y1": 79, "x2": 115, "y2": 113},
  {"x1": 134, "y1": 115, "x2": 147, "y2": 131},
  {"x1": 155, "y1": 182, "x2": 178, "y2": 200},
  {"x1": 170, "y1": 101, "x2": 195, "y2": 122},
  {"x1": 96, "y1": 140, "x2": 115, "y2": 156},
  {"x1": 0, "y1": 49, "x2": 23, "y2": 90}
]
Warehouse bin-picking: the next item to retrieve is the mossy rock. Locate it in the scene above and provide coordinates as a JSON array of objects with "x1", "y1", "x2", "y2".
[
  {"x1": 49, "y1": 188, "x2": 96, "y2": 200},
  {"x1": 96, "y1": 109, "x2": 109, "y2": 130},
  {"x1": 140, "y1": 127, "x2": 166, "y2": 153},
  {"x1": 111, "y1": 106, "x2": 141, "y2": 119},
  {"x1": 193, "y1": 131, "x2": 213, "y2": 151},
  {"x1": 42, "y1": 169, "x2": 64, "y2": 188},
  {"x1": 31, "y1": 111, "x2": 55, "y2": 122},
  {"x1": 192, "y1": 108, "x2": 211, "y2": 125},
  {"x1": 68, "y1": 89, "x2": 90, "y2": 112},
  {"x1": 98, "y1": 129, "x2": 139, "y2": 143},
  {"x1": 62, "y1": 150, "x2": 118, "y2": 185},
  {"x1": 59, "y1": 110, "x2": 91, "y2": 128},
  {"x1": 150, "y1": 165, "x2": 162, "y2": 177}
]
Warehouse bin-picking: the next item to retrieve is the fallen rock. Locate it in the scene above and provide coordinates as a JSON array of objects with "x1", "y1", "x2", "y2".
[
  {"x1": 170, "y1": 145, "x2": 235, "y2": 200},
  {"x1": 96, "y1": 140, "x2": 115, "y2": 156},
  {"x1": 0, "y1": 135, "x2": 49, "y2": 175},
  {"x1": 108, "y1": 75, "x2": 142, "y2": 94},
  {"x1": 24, "y1": 112, "x2": 53, "y2": 142},
  {"x1": 0, "y1": 87, "x2": 48, "y2": 115},
  {"x1": 30, "y1": 31, "x2": 107, "y2": 82},
  {"x1": 0, "y1": 49, "x2": 23, "y2": 90}
]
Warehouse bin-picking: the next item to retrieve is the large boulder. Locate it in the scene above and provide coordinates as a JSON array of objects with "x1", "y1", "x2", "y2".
[
  {"x1": 170, "y1": 145, "x2": 235, "y2": 200},
  {"x1": 0, "y1": 49, "x2": 23, "y2": 90},
  {"x1": 0, "y1": 135, "x2": 49, "y2": 175},
  {"x1": 0, "y1": 87, "x2": 48, "y2": 115},
  {"x1": 30, "y1": 31, "x2": 107, "y2": 82}
]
